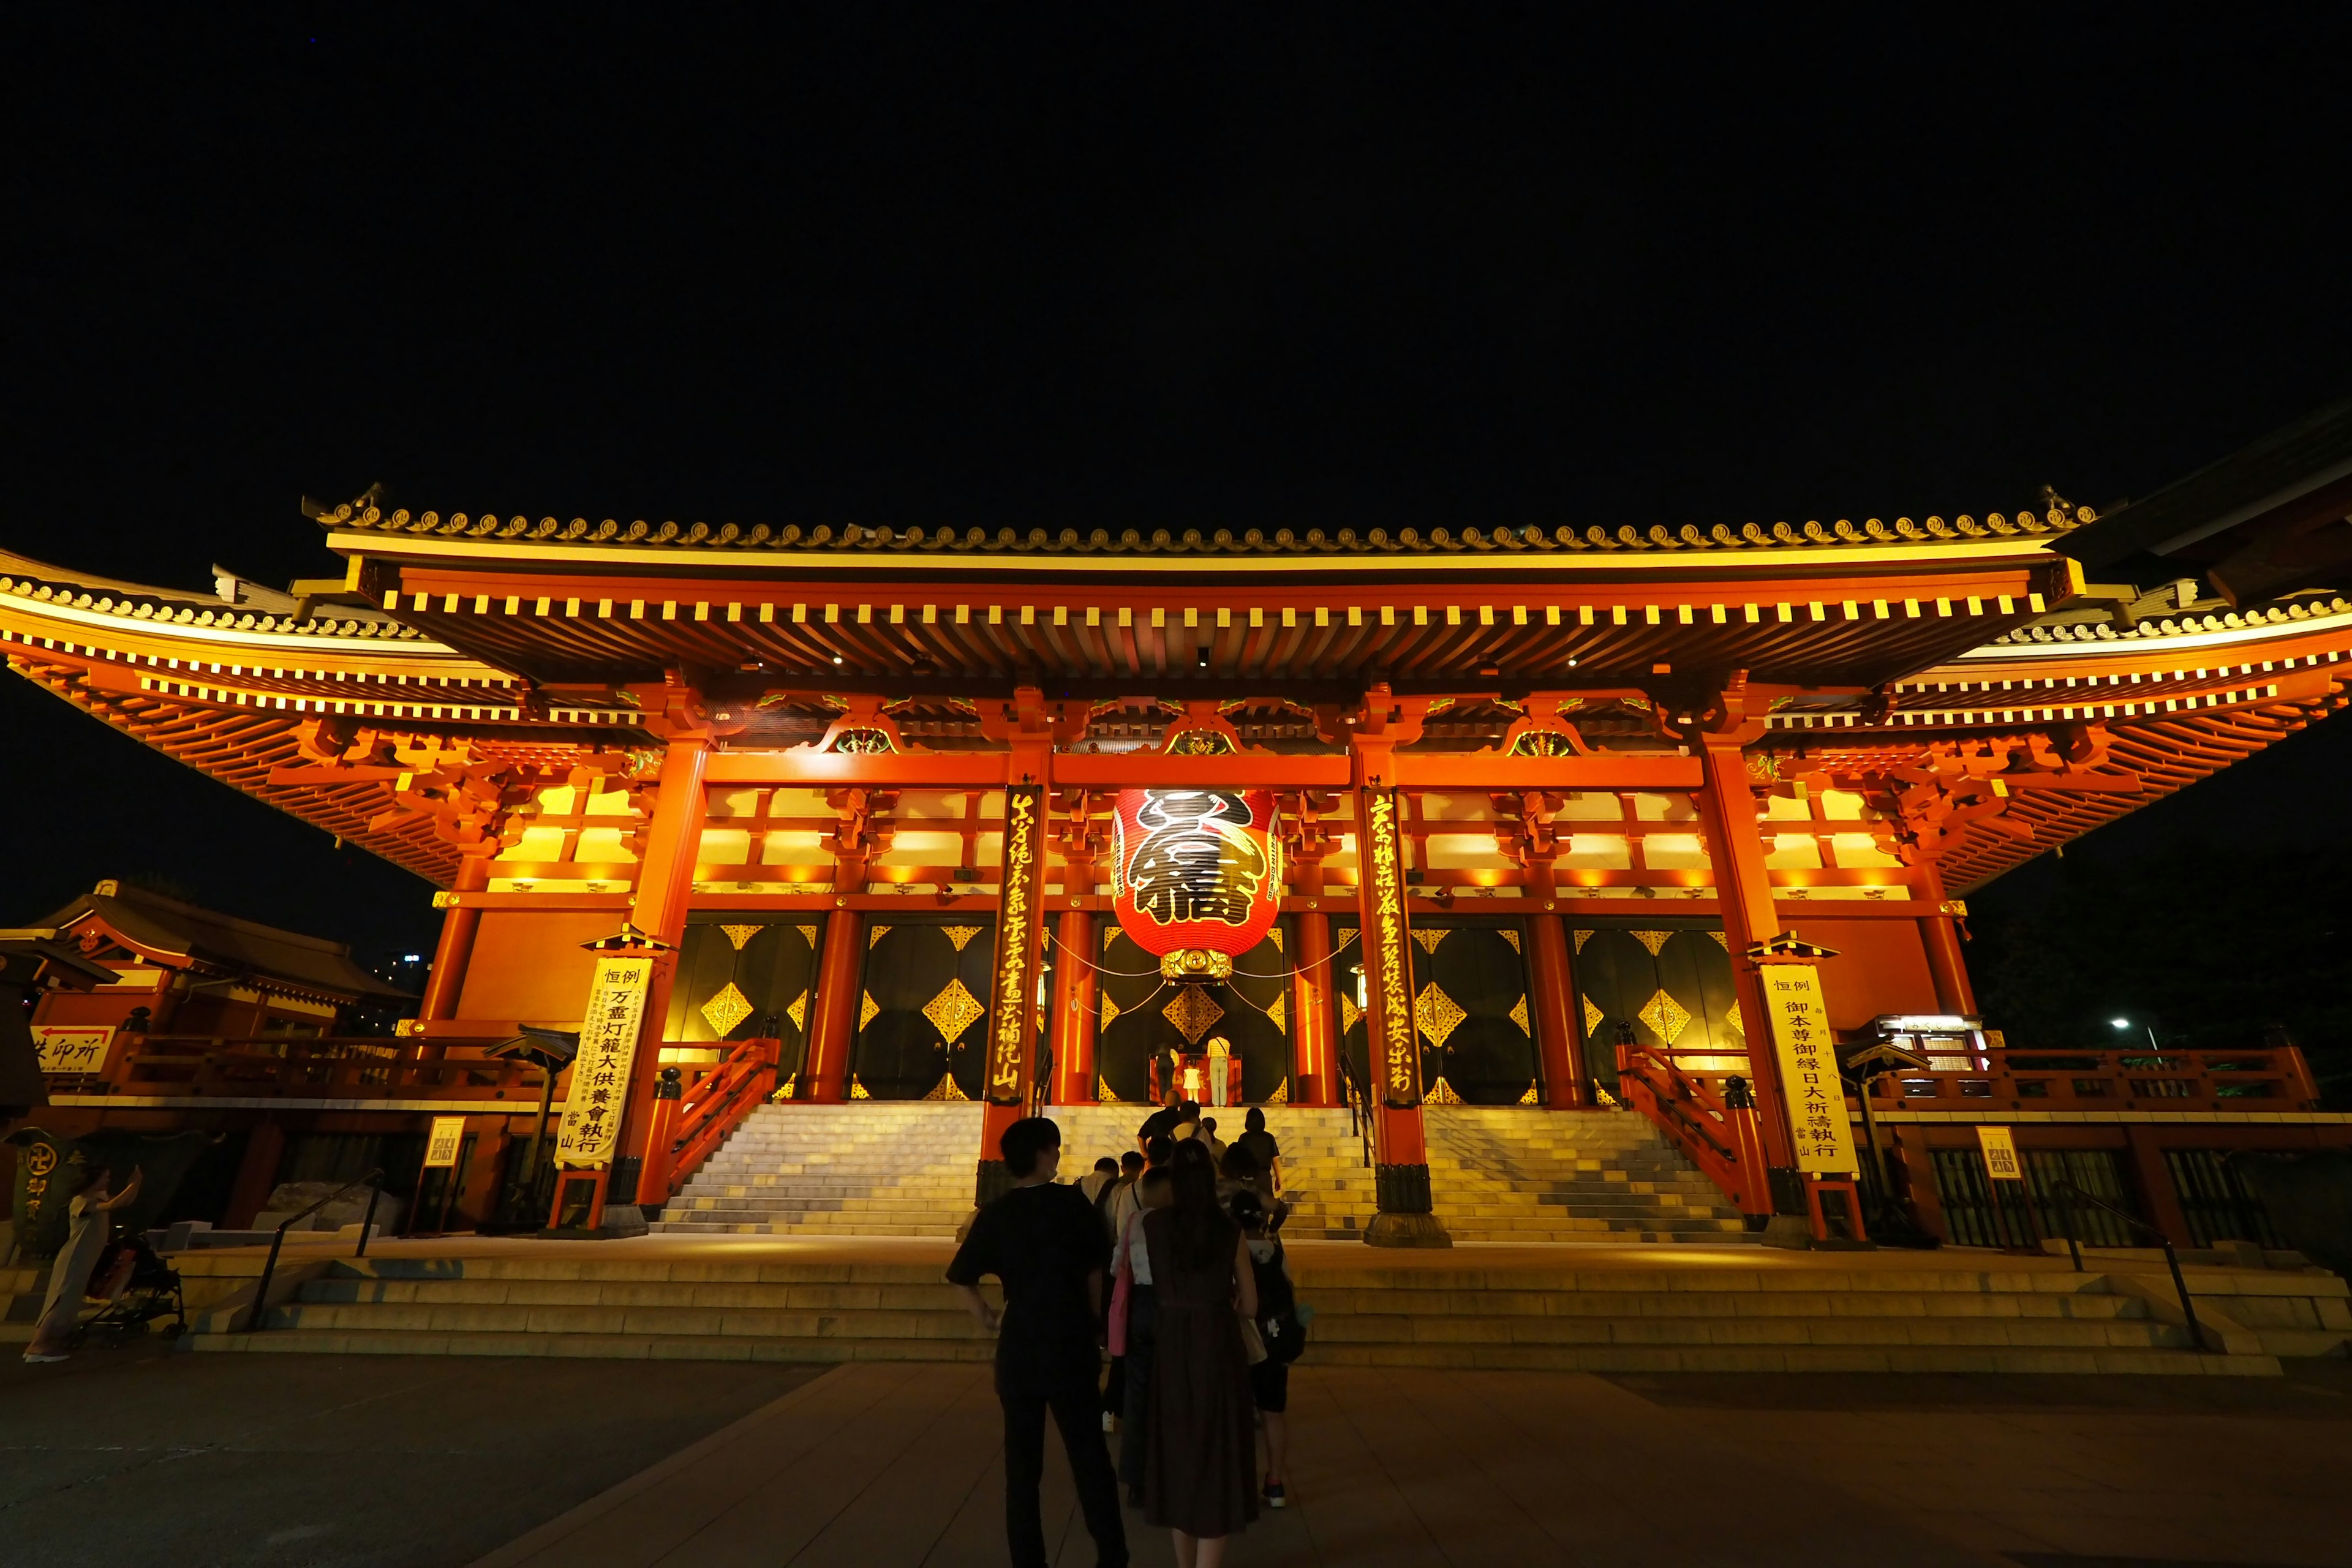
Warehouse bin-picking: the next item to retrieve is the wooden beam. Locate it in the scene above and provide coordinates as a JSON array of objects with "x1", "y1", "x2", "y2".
[
  {"x1": 703, "y1": 752, "x2": 1011, "y2": 786},
  {"x1": 1390, "y1": 754, "x2": 1704, "y2": 789}
]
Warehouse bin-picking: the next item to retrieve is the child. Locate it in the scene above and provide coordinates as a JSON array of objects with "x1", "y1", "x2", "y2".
[{"x1": 1229, "y1": 1188, "x2": 1302, "y2": 1508}]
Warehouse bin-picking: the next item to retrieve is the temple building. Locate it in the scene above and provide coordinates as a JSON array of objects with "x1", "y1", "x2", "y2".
[{"x1": 6, "y1": 398, "x2": 2351, "y2": 1251}]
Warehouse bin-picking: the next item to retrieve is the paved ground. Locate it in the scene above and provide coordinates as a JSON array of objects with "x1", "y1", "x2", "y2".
[
  {"x1": 7, "y1": 1341, "x2": 2350, "y2": 1567},
  {"x1": 0, "y1": 1340, "x2": 818, "y2": 1568}
]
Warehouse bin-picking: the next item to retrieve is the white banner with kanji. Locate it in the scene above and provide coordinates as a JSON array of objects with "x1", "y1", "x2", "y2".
[
  {"x1": 1760, "y1": 963, "x2": 1857, "y2": 1175},
  {"x1": 554, "y1": 954, "x2": 654, "y2": 1169}
]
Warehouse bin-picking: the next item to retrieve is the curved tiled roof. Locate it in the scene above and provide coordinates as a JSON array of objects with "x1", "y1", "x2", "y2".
[
  {"x1": 1985, "y1": 593, "x2": 2352, "y2": 647},
  {"x1": 0, "y1": 556, "x2": 424, "y2": 642},
  {"x1": 314, "y1": 497, "x2": 2097, "y2": 557}
]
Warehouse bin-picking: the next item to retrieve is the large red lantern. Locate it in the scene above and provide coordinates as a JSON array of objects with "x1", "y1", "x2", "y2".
[{"x1": 1110, "y1": 789, "x2": 1284, "y2": 979}]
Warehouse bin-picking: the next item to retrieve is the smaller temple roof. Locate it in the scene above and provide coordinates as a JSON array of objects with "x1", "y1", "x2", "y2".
[
  {"x1": 2058, "y1": 396, "x2": 2352, "y2": 607},
  {"x1": 34, "y1": 881, "x2": 411, "y2": 1003}
]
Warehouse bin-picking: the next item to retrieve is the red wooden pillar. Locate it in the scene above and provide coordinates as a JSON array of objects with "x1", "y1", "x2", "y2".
[
  {"x1": 1694, "y1": 737, "x2": 1800, "y2": 1219},
  {"x1": 224, "y1": 1119, "x2": 285, "y2": 1228},
  {"x1": 1912, "y1": 860, "x2": 1978, "y2": 1015},
  {"x1": 801, "y1": 908, "x2": 863, "y2": 1102},
  {"x1": 1527, "y1": 913, "x2": 1588, "y2": 1109},
  {"x1": 418, "y1": 854, "x2": 490, "y2": 1025},
  {"x1": 1049, "y1": 907, "x2": 1096, "y2": 1104},
  {"x1": 1290, "y1": 911, "x2": 1340, "y2": 1107},
  {"x1": 1351, "y1": 738, "x2": 1449, "y2": 1246},
  {"x1": 568, "y1": 735, "x2": 707, "y2": 1227}
]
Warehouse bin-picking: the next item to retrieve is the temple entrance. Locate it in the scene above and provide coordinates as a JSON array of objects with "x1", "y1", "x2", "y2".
[
  {"x1": 851, "y1": 917, "x2": 998, "y2": 1100},
  {"x1": 1569, "y1": 921, "x2": 1743, "y2": 1101},
  {"x1": 1096, "y1": 922, "x2": 1290, "y2": 1105},
  {"x1": 666, "y1": 914, "x2": 823, "y2": 1084},
  {"x1": 1332, "y1": 918, "x2": 1540, "y2": 1106}
]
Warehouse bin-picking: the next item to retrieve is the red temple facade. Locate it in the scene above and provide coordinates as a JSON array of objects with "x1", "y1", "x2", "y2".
[{"x1": 8, "y1": 404, "x2": 2351, "y2": 1250}]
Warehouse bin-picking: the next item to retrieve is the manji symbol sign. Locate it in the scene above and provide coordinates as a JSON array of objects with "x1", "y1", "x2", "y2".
[{"x1": 1760, "y1": 963, "x2": 1858, "y2": 1176}]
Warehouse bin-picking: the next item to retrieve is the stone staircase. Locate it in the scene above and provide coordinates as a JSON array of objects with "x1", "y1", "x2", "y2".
[
  {"x1": 1424, "y1": 1106, "x2": 1752, "y2": 1243},
  {"x1": 183, "y1": 1245, "x2": 2343, "y2": 1374},
  {"x1": 655, "y1": 1102, "x2": 984, "y2": 1237},
  {"x1": 1048, "y1": 1106, "x2": 1376, "y2": 1239},
  {"x1": 651, "y1": 1101, "x2": 1752, "y2": 1243}
]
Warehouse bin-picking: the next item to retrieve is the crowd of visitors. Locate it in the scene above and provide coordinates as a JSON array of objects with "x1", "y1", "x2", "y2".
[{"x1": 946, "y1": 1093, "x2": 1308, "y2": 1567}]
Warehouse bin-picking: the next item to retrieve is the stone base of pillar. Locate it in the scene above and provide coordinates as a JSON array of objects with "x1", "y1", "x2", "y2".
[
  {"x1": 1365, "y1": 1162, "x2": 1452, "y2": 1248},
  {"x1": 1757, "y1": 1215, "x2": 1818, "y2": 1249},
  {"x1": 1365, "y1": 1211, "x2": 1453, "y2": 1248}
]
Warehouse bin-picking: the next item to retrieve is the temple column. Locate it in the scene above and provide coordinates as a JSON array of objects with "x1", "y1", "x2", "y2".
[
  {"x1": 1351, "y1": 724, "x2": 1449, "y2": 1246},
  {"x1": 1912, "y1": 860, "x2": 1978, "y2": 1015},
  {"x1": 419, "y1": 853, "x2": 490, "y2": 1024},
  {"x1": 801, "y1": 908, "x2": 863, "y2": 1102},
  {"x1": 1290, "y1": 911, "x2": 1339, "y2": 1107},
  {"x1": 595, "y1": 735, "x2": 709, "y2": 1223},
  {"x1": 1526, "y1": 913, "x2": 1588, "y2": 1109},
  {"x1": 1049, "y1": 907, "x2": 1097, "y2": 1104},
  {"x1": 801, "y1": 792, "x2": 881, "y2": 1103},
  {"x1": 1694, "y1": 736, "x2": 1801, "y2": 1218}
]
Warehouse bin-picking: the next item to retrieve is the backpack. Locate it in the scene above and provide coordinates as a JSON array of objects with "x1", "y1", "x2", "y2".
[{"x1": 1249, "y1": 1240, "x2": 1307, "y2": 1364}]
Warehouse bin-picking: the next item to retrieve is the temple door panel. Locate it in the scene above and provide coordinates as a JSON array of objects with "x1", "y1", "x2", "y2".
[
  {"x1": 853, "y1": 919, "x2": 997, "y2": 1101},
  {"x1": 1570, "y1": 924, "x2": 1746, "y2": 1100},
  {"x1": 1331, "y1": 918, "x2": 1537, "y2": 1107},
  {"x1": 665, "y1": 915, "x2": 823, "y2": 1084},
  {"x1": 1095, "y1": 922, "x2": 1290, "y2": 1106}
]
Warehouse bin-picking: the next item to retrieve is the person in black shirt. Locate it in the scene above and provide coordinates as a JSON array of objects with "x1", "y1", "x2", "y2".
[
  {"x1": 948, "y1": 1116, "x2": 1128, "y2": 1568},
  {"x1": 1135, "y1": 1085, "x2": 1185, "y2": 1152}
]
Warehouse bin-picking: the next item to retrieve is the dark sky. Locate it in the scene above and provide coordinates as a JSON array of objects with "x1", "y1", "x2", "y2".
[{"x1": 4, "y1": 8, "x2": 2349, "y2": 961}]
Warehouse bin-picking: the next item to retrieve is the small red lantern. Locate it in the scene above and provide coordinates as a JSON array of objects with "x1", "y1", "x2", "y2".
[{"x1": 1110, "y1": 789, "x2": 1284, "y2": 979}]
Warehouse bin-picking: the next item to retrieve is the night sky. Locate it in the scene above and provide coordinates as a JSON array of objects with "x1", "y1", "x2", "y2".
[{"x1": 6, "y1": 10, "x2": 2348, "y2": 1032}]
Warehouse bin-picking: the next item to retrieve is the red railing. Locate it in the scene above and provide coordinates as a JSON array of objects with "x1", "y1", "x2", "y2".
[
  {"x1": 55, "y1": 1035, "x2": 540, "y2": 1101},
  {"x1": 1868, "y1": 1045, "x2": 2321, "y2": 1115},
  {"x1": 647, "y1": 1036, "x2": 783, "y2": 1202},
  {"x1": 1615, "y1": 1036, "x2": 1766, "y2": 1213}
]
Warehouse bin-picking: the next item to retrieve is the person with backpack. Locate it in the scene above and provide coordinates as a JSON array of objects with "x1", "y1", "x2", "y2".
[{"x1": 1229, "y1": 1188, "x2": 1303, "y2": 1509}]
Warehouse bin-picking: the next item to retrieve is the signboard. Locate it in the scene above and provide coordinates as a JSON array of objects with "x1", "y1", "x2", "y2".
[
  {"x1": 1359, "y1": 788, "x2": 1422, "y2": 1108},
  {"x1": 423, "y1": 1115, "x2": 467, "y2": 1169},
  {"x1": 983, "y1": 784, "x2": 1048, "y2": 1106},
  {"x1": 1975, "y1": 1125, "x2": 2024, "y2": 1182},
  {"x1": 33, "y1": 1026, "x2": 115, "y2": 1075},
  {"x1": 1759, "y1": 963, "x2": 1857, "y2": 1175},
  {"x1": 554, "y1": 954, "x2": 654, "y2": 1168}
]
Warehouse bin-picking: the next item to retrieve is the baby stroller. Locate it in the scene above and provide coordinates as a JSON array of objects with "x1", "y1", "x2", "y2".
[{"x1": 72, "y1": 1234, "x2": 187, "y2": 1346}]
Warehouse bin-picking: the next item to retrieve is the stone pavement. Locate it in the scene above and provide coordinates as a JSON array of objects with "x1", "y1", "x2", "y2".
[
  {"x1": 7, "y1": 1292, "x2": 2350, "y2": 1566},
  {"x1": 474, "y1": 1360, "x2": 2352, "y2": 1567},
  {"x1": 0, "y1": 1342, "x2": 818, "y2": 1568}
]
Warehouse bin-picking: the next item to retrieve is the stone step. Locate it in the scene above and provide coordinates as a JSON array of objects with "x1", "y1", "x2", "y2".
[
  {"x1": 187, "y1": 1327, "x2": 2276, "y2": 1375},
  {"x1": 183, "y1": 1252, "x2": 2294, "y2": 1375}
]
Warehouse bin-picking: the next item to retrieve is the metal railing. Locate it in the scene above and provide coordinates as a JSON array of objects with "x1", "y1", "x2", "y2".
[
  {"x1": 2050, "y1": 1177, "x2": 2202, "y2": 1349},
  {"x1": 242, "y1": 1168, "x2": 386, "y2": 1333},
  {"x1": 1339, "y1": 1055, "x2": 1372, "y2": 1169}
]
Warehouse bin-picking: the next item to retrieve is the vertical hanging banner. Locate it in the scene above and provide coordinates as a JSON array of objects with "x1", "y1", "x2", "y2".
[
  {"x1": 985, "y1": 784, "x2": 1048, "y2": 1105},
  {"x1": 1760, "y1": 963, "x2": 1857, "y2": 1175},
  {"x1": 554, "y1": 954, "x2": 654, "y2": 1168},
  {"x1": 1359, "y1": 788, "x2": 1422, "y2": 1108}
]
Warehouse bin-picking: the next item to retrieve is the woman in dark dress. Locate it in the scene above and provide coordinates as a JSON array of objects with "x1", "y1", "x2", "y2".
[{"x1": 1140, "y1": 1137, "x2": 1259, "y2": 1566}]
